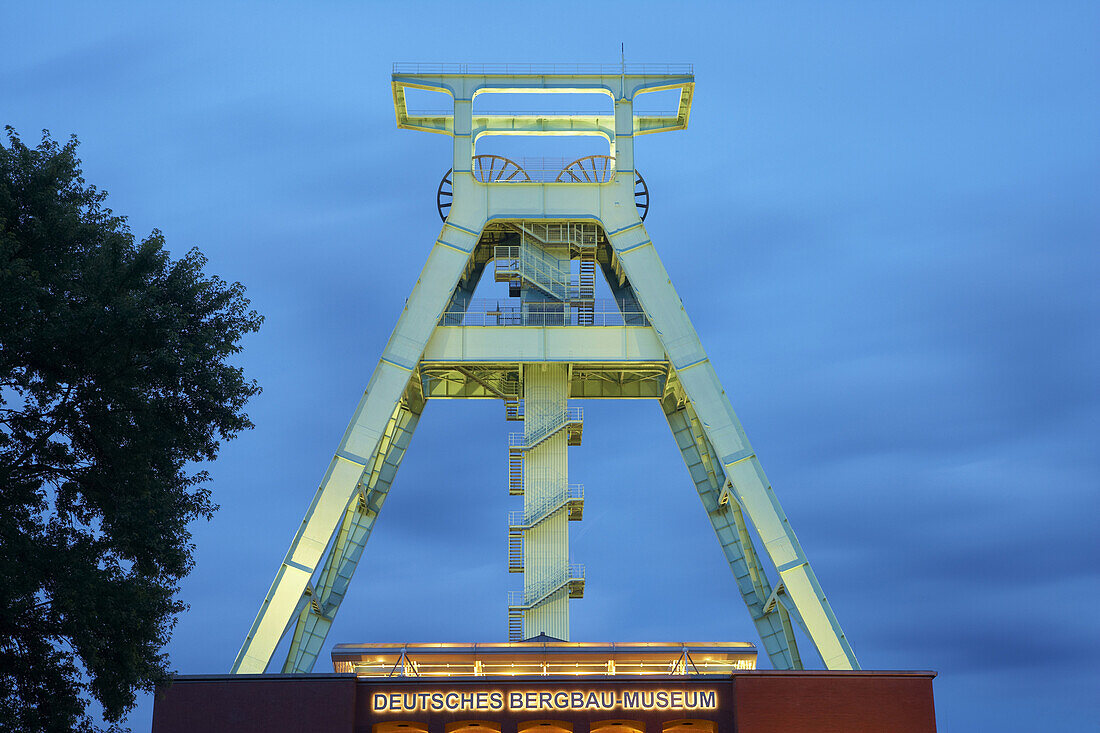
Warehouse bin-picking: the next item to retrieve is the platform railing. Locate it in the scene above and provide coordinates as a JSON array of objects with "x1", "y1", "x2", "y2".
[
  {"x1": 394, "y1": 62, "x2": 693, "y2": 76},
  {"x1": 405, "y1": 109, "x2": 682, "y2": 122},
  {"x1": 473, "y1": 158, "x2": 620, "y2": 184},
  {"x1": 440, "y1": 299, "x2": 649, "y2": 327},
  {"x1": 515, "y1": 221, "x2": 599, "y2": 247}
]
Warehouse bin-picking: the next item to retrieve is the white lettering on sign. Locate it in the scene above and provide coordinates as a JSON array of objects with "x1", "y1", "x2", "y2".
[{"x1": 371, "y1": 689, "x2": 717, "y2": 713}]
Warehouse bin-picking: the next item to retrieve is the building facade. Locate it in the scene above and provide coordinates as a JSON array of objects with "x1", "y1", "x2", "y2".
[{"x1": 154, "y1": 642, "x2": 936, "y2": 732}]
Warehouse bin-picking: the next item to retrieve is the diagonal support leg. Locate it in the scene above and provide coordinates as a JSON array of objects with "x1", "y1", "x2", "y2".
[
  {"x1": 232, "y1": 221, "x2": 483, "y2": 674},
  {"x1": 661, "y1": 382, "x2": 803, "y2": 670},
  {"x1": 281, "y1": 397, "x2": 422, "y2": 672},
  {"x1": 607, "y1": 217, "x2": 859, "y2": 670}
]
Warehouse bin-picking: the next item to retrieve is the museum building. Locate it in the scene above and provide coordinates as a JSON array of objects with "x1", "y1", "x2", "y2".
[{"x1": 152, "y1": 640, "x2": 937, "y2": 732}]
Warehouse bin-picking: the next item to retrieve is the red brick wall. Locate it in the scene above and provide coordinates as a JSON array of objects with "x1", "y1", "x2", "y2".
[
  {"x1": 152, "y1": 675, "x2": 357, "y2": 733},
  {"x1": 152, "y1": 672, "x2": 935, "y2": 733},
  {"x1": 733, "y1": 673, "x2": 936, "y2": 733}
]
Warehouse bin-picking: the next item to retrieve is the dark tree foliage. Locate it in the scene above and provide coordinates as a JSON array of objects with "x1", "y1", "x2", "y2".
[{"x1": 0, "y1": 128, "x2": 262, "y2": 732}]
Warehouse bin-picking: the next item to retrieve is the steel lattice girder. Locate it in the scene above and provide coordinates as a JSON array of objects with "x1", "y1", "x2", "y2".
[
  {"x1": 281, "y1": 399, "x2": 422, "y2": 672},
  {"x1": 661, "y1": 377, "x2": 804, "y2": 670}
]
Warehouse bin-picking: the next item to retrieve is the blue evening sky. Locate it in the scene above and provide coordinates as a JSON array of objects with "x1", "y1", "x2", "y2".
[{"x1": 3, "y1": 2, "x2": 1098, "y2": 731}]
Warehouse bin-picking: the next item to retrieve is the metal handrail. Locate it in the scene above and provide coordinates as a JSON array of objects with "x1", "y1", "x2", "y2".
[
  {"x1": 441, "y1": 302, "x2": 649, "y2": 327},
  {"x1": 394, "y1": 63, "x2": 693, "y2": 76},
  {"x1": 508, "y1": 407, "x2": 582, "y2": 449},
  {"x1": 509, "y1": 484, "x2": 584, "y2": 528},
  {"x1": 508, "y1": 563, "x2": 586, "y2": 608},
  {"x1": 515, "y1": 221, "x2": 599, "y2": 246},
  {"x1": 403, "y1": 109, "x2": 682, "y2": 118},
  {"x1": 494, "y1": 242, "x2": 572, "y2": 299},
  {"x1": 473, "y1": 160, "x2": 622, "y2": 184}
]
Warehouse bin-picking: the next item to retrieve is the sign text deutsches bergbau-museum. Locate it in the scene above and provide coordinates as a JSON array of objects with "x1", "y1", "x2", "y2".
[{"x1": 372, "y1": 689, "x2": 718, "y2": 713}]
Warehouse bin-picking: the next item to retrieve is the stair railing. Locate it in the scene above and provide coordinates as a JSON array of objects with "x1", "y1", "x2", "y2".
[
  {"x1": 509, "y1": 563, "x2": 586, "y2": 608},
  {"x1": 509, "y1": 407, "x2": 582, "y2": 450},
  {"x1": 508, "y1": 484, "x2": 584, "y2": 528}
]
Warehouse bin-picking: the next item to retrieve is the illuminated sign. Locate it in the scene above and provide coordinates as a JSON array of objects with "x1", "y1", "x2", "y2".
[{"x1": 372, "y1": 689, "x2": 718, "y2": 713}]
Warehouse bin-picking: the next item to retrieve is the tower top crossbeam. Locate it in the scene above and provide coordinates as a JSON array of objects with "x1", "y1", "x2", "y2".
[
  {"x1": 392, "y1": 62, "x2": 693, "y2": 76},
  {"x1": 392, "y1": 63, "x2": 695, "y2": 138}
]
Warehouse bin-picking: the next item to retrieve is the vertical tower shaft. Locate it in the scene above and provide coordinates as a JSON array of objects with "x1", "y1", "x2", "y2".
[
  {"x1": 521, "y1": 364, "x2": 571, "y2": 639},
  {"x1": 506, "y1": 363, "x2": 585, "y2": 638},
  {"x1": 507, "y1": 364, "x2": 585, "y2": 641}
]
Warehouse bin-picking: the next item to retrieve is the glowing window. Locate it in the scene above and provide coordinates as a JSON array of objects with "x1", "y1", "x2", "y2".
[
  {"x1": 518, "y1": 720, "x2": 573, "y2": 733},
  {"x1": 662, "y1": 720, "x2": 716, "y2": 733},
  {"x1": 447, "y1": 721, "x2": 501, "y2": 733},
  {"x1": 592, "y1": 720, "x2": 645, "y2": 733},
  {"x1": 375, "y1": 722, "x2": 429, "y2": 733}
]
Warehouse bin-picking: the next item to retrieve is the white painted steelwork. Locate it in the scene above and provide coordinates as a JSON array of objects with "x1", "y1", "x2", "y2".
[
  {"x1": 508, "y1": 364, "x2": 581, "y2": 640},
  {"x1": 232, "y1": 64, "x2": 858, "y2": 675}
]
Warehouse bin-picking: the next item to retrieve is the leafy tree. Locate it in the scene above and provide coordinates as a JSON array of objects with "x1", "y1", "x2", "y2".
[{"x1": 0, "y1": 128, "x2": 263, "y2": 732}]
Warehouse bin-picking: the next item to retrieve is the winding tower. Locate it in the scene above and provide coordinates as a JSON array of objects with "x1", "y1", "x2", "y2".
[{"x1": 232, "y1": 63, "x2": 859, "y2": 675}]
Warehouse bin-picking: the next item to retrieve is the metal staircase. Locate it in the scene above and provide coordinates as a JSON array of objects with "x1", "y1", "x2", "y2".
[
  {"x1": 513, "y1": 484, "x2": 585, "y2": 527},
  {"x1": 576, "y1": 242, "x2": 596, "y2": 326},
  {"x1": 508, "y1": 530, "x2": 524, "y2": 573},
  {"x1": 507, "y1": 564, "x2": 586, "y2": 641},
  {"x1": 505, "y1": 398, "x2": 526, "y2": 495},
  {"x1": 494, "y1": 243, "x2": 570, "y2": 301},
  {"x1": 507, "y1": 408, "x2": 579, "y2": 496},
  {"x1": 510, "y1": 565, "x2": 586, "y2": 607},
  {"x1": 492, "y1": 223, "x2": 601, "y2": 321},
  {"x1": 508, "y1": 407, "x2": 583, "y2": 452},
  {"x1": 507, "y1": 607, "x2": 524, "y2": 641},
  {"x1": 507, "y1": 485, "x2": 585, "y2": 573},
  {"x1": 504, "y1": 398, "x2": 524, "y2": 421},
  {"x1": 507, "y1": 452, "x2": 524, "y2": 495}
]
